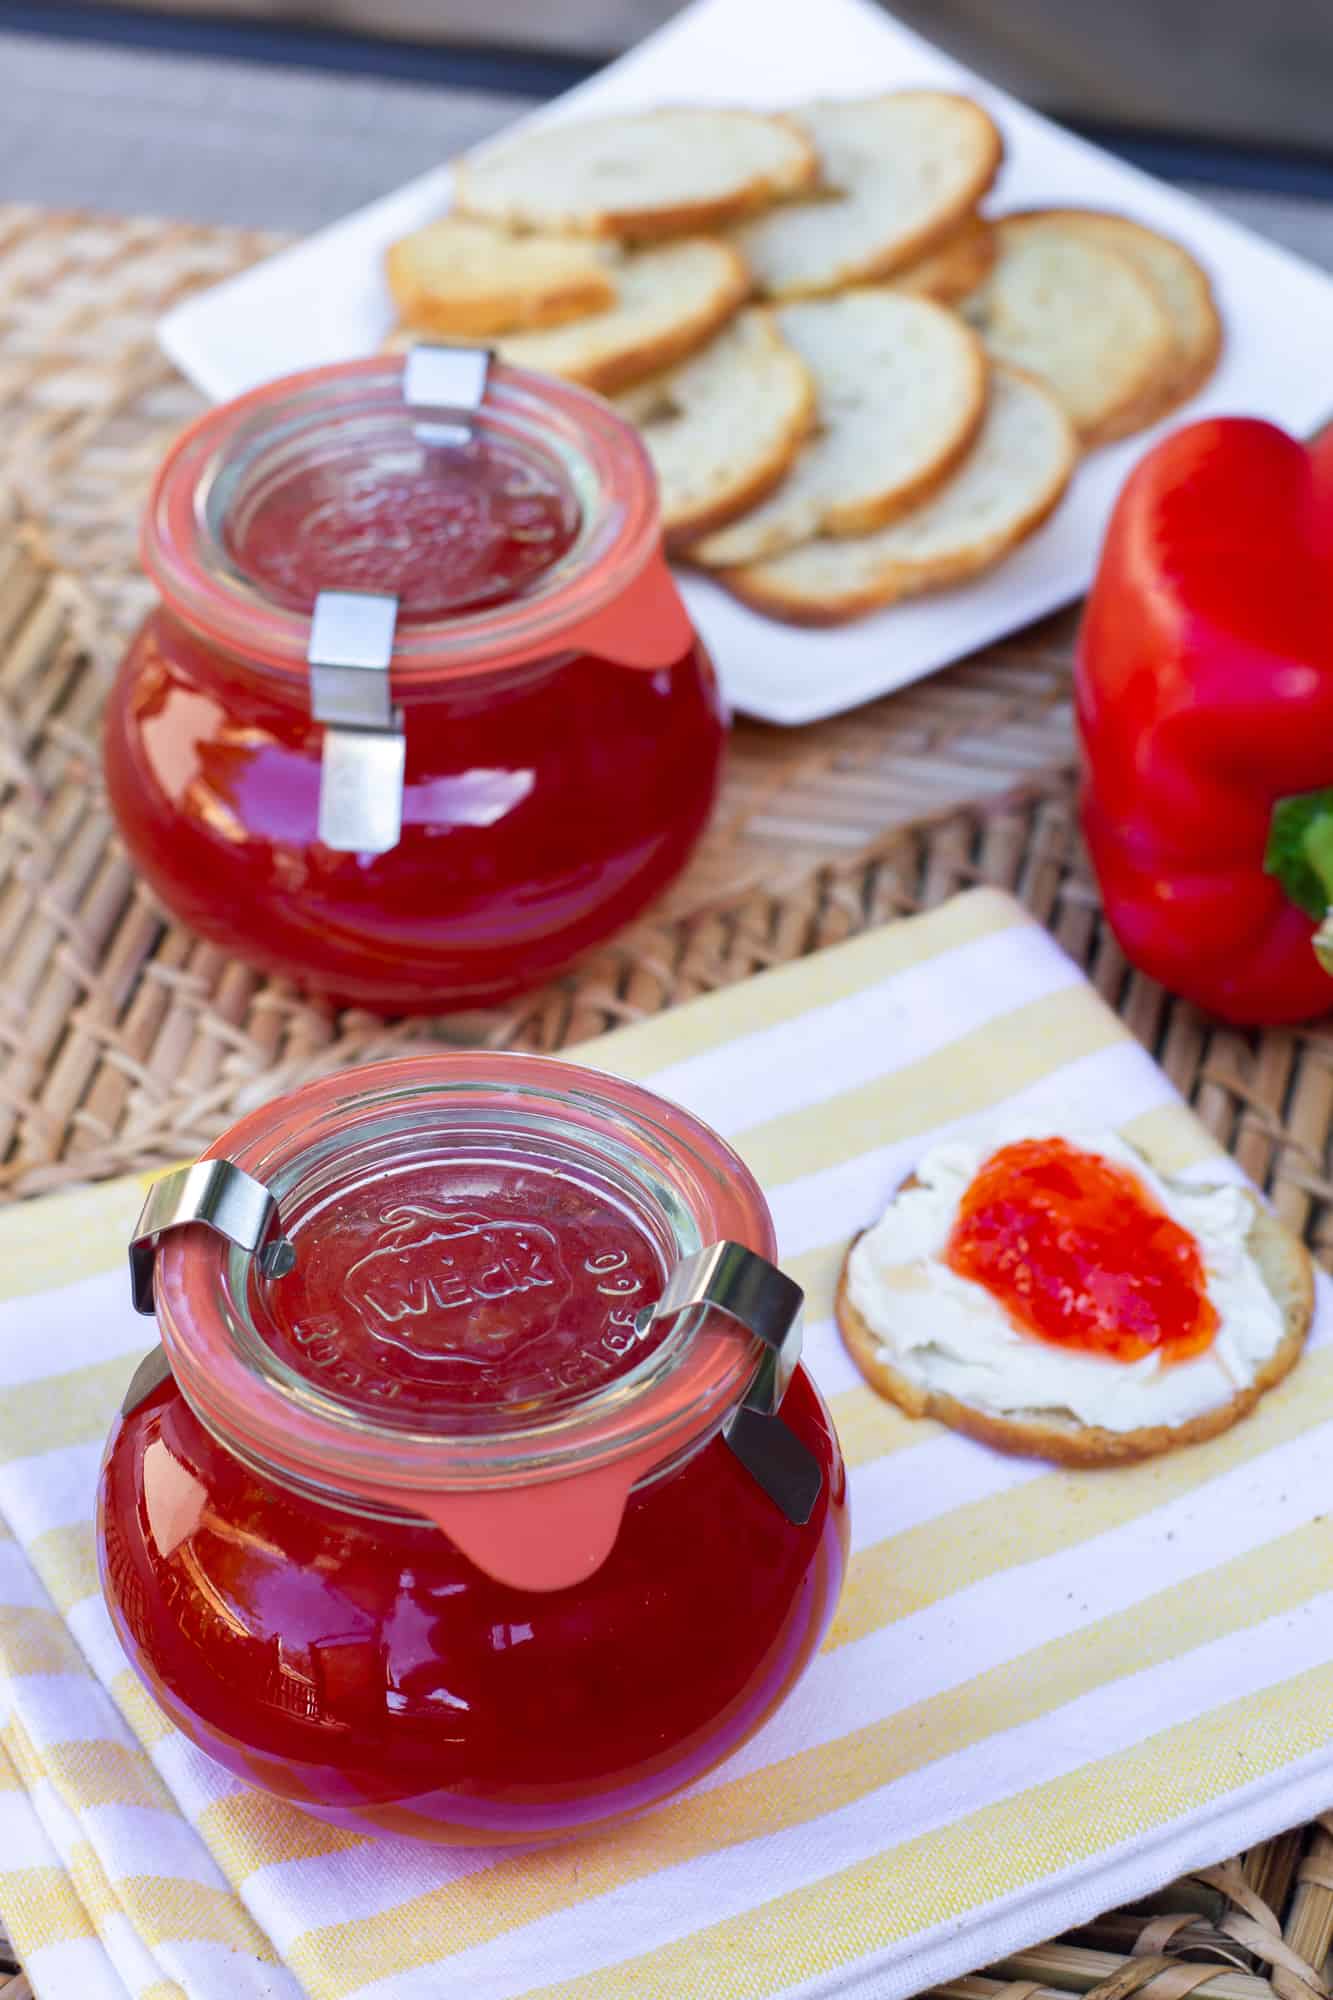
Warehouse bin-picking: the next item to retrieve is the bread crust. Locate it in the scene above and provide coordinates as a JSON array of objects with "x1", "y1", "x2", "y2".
[
  {"x1": 836, "y1": 1178, "x2": 1314, "y2": 1466},
  {"x1": 823, "y1": 311, "x2": 989, "y2": 538},
  {"x1": 721, "y1": 467, "x2": 1068, "y2": 625},
  {"x1": 757, "y1": 93, "x2": 1004, "y2": 300},
  {"x1": 384, "y1": 238, "x2": 750, "y2": 392},
  {"x1": 1006, "y1": 206, "x2": 1222, "y2": 429},
  {"x1": 662, "y1": 409, "x2": 811, "y2": 547},
  {"x1": 616, "y1": 309, "x2": 816, "y2": 546},
  {"x1": 454, "y1": 109, "x2": 819, "y2": 242},
  {"x1": 504, "y1": 241, "x2": 751, "y2": 394},
  {"x1": 891, "y1": 214, "x2": 997, "y2": 305},
  {"x1": 968, "y1": 215, "x2": 1176, "y2": 448},
  {"x1": 683, "y1": 293, "x2": 991, "y2": 570},
  {"x1": 717, "y1": 364, "x2": 1076, "y2": 625},
  {"x1": 385, "y1": 233, "x2": 616, "y2": 338},
  {"x1": 663, "y1": 361, "x2": 817, "y2": 549}
]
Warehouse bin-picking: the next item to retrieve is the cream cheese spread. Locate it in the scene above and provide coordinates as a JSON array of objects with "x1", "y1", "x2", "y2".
[{"x1": 845, "y1": 1127, "x2": 1283, "y2": 1431}]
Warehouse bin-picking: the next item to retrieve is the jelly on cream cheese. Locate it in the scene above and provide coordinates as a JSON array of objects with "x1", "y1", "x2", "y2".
[{"x1": 845, "y1": 1127, "x2": 1284, "y2": 1431}]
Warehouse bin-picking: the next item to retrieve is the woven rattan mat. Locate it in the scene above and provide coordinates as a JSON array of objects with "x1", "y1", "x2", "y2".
[{"x1": 1, "y1": 200, "x2": 1332, "y2": 2000}]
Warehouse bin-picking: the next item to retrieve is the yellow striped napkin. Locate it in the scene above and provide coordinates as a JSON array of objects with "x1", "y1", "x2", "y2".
[{"x1": 1, "y1": 887, "x2": 1331, "y2": 2000}]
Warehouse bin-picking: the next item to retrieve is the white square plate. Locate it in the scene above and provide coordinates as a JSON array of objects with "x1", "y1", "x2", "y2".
[{"x1": 159, "y1": 0, "x2": 1333, "y2": 725}]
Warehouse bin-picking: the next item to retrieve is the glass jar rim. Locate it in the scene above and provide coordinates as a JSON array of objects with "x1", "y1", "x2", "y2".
[
  {"x1": 152, "y1": 1053, "x2": 774, "y2": 1513},
  {"x1": 142, "y1": 356, "x2": 663, "y2": 687}
]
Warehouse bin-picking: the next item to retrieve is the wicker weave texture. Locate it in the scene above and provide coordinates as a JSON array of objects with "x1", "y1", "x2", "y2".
[
  {"x1": 0, "y1": 189, "x2": 1086, "y2": 1197},
  {"x1": 0, "y1": 199, "x2": 1330, "y2": 2000},
  {"x1": 2, "y1": 494, "x2": 1333, "y2": 1263}
]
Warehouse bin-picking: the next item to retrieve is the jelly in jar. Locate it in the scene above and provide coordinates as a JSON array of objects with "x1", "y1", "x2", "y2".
[
  {"x1": 104, "y1": 355, "x2": 725, "y2": 1013},
  {"x1": 98, "y1": 1055, "x2": 848, "y2": 1843}
]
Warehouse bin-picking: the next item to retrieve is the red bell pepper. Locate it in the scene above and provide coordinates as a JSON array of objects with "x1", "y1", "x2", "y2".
[{"x1": 1076, "y1": 415, "x2": 1333, "y2": 1026}]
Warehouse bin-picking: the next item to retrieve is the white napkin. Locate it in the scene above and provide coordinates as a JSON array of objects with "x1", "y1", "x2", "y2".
[{"x1": 0, "y1": 889, "x2": 1330, "y2": 2000}]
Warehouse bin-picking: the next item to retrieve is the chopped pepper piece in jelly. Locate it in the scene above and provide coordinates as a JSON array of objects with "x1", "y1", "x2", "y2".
[{"x1": 945, "y1": 1137, "x2": 1219, "y2": 1363}]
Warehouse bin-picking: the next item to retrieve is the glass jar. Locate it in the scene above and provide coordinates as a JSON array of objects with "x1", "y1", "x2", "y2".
[
  {"x1": 104, "y1": 354, "x2": 726, "y2": 1013},
  {"x1": 98, "y1": 1054, "x2": 848, "y2": 1843}
]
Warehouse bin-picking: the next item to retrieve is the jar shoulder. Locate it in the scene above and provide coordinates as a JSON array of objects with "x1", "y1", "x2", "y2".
[{"x1": 100, "y1": 1364, "x2": 844, "y2": 1661}]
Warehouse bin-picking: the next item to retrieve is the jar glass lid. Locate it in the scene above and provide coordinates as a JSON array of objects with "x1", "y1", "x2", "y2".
[
  {"x1": 219, "y1": 413, "x2": 584, "y2": 622},
  {"x1": 143, "y1": 357, "x2": 673, "y2": 683},
  {"x1": 143, "y1": 1055, "x2": 795, "y2": 1590},
  {"x1": 245, "y1": 1097, "x2": 696, "y2": 1436}
]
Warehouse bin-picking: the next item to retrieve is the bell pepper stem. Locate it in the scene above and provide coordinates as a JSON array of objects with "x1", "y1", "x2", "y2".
[
  {"x1": 1266, "y1": 790, "x2": 1333, "y2": 979},
  {"x1": 1315, "y1": 914, "x2": 1333, "y2": 979}
]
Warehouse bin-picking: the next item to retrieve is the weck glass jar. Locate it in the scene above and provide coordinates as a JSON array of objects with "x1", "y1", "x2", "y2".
[
  {"x1": 103, "y1": 351, "x2": 725, "y2": 1013},
  {"x1": 98, "y1": 1054, "x2": 848, "y2": 1843}
]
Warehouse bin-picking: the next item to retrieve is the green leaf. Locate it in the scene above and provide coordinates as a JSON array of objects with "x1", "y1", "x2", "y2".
[{"x1": 1265, "y1": 788, "x2": 1333, "y2": 920}]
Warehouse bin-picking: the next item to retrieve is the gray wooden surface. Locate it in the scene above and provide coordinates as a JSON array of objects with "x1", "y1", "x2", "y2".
[
  {"x1": 73, "y1": 0, "x2": 1333, "y2": 151},
  {"x1": 0, "y1": 31, "x2": 526, "y2": 227},
  {"x1": 2, "y1": 25, "x2": 1333, "y2": 273}
]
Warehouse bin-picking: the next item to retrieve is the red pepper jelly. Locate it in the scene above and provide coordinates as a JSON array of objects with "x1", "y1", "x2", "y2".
[
  {"x1": 226, "y1": 432, "x2": 579, "y2": 617},
  {"x1": 98, "y1": 1055, "x2": 848, "y2": 1844},
  {"x1": 261, "y1": 1154, "x2": 671, "y2": 1418},
  {"x1": 945, "y1": 1136, "x2": 1220, "y2": 1363},
  {"x1": 103, "y1": 354, "x2": 725, "y2": 1013}
]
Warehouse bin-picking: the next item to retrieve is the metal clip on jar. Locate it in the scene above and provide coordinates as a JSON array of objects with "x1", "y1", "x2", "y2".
[
  {"x1": 104, "y1": 349, "x2": 725, "y2": 1013},
  {"x1": 97, "y1": 1055, "x2": 848, "y2": 1844}
]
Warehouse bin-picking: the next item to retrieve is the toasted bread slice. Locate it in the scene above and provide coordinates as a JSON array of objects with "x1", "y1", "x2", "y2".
[
  {"x1": 616, "y1": 309, "x2": 815, "y2": 546},
  {"x1": 454, "y1": 108, "x2": 817, "y2": 240},
  {"x1": 962, "y1": 215, "x2": 1176, "y2": 446},
  {"x1": 484, "y1": 238, "x2": 749, "y2": 393},
  {"x1": 736, "y1": 91, "x2": 1003, "y2": 300},
  {"x1": 1026, "y1": 208, "x2": 1222, "y2": 420},
  {"x1": 719, "y1": 364, "x2": 1074, "y2": 624},
  {"x1": 385, "y1": 215, "x2": 618, "y2": 337},
  {"x1": 891, "y1": 213, "x2": 996, "y2": 304},
  {"x1": 837, "y1": 1182, "x2": 1313, "y2": 1467},
  {"x1": 686, "y1": 291, "x2": 986, "y2": 568}
]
